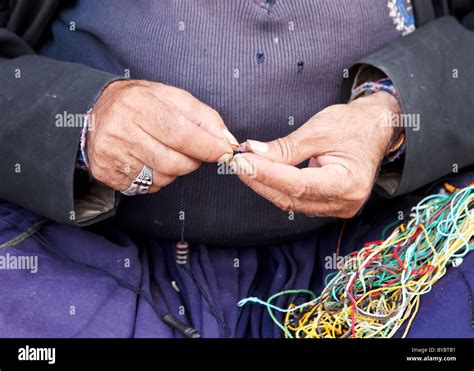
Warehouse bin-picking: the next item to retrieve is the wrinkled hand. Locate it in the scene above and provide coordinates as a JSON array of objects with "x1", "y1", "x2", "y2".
[
  {"x1": 232, "y1": 92, "x2": 402, "y2": 218},
  {"x1": 88, "y1": 80, "x2": 238, "y2": 193}
]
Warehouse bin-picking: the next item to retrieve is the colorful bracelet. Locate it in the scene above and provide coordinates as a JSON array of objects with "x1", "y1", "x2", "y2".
[{"x1": 349, "y1": 78, "x2": 399, "y2": 102}]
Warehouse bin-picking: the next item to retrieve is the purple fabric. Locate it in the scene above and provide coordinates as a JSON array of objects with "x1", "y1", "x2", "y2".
[{"x1": 0, "y1": 173, "x2": 472, "y2": 338}]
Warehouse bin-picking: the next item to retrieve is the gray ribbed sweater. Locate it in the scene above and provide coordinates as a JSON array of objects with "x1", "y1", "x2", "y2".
[{"x1": 39, "y1": 0, "x2": 408, "y2": 245}]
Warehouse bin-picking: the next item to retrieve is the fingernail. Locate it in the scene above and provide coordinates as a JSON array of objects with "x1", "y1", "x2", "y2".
[
  {"x1": 218, "y1": 153, "x2": 233, "y2": 163},
  {"x1": 238, "y1": 142, "x2": 248, "y2": 152},
  {"x1": 246, "y1": 140, "x2": 269, "y2": 154},
  {"x1": 223, "y1": 129, "x2": 240, "y2": 147},
  {"x1": 233, "y1": 154, "x2": 254, "y2": 175}
]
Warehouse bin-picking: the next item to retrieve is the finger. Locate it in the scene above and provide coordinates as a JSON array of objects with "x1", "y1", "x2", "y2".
[
  {"x1": 235, "y1": 163, "x2": 338, "y2": 216},
  {"x1": 128, "y1": 130, "x2": 201, "y2": 176},
  {"x1": 140, "y1": 104, "x2": 234, "y2": 163},
  {"x1": 233, "y1": 153, "x2": 306, "y2": 197},
  {"x1": 87, "y1": 134, "x2": 174, "y2": 193},
  {"x1": 153, "y1": 84, "x2": 240, "y2": 148},
  {"x1": 242, "y1": 123, "x2": 319, "y2": 165},
  {"x1": 233, "y1": 153, "x2": 345, "y2": 200},
  {"x1": 190, "y1": 108, "x2": 240, "y2": 150},
  {"x1": 92, "y1": 162, "x2": 163, "y2": 194},
  {"x1": 235, "y1": 164, "x2": 297, "y2": 212}
]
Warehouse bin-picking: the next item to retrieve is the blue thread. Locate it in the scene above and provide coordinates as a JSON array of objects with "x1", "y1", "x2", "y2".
[
  {"x1": 396, "y1": 0, "x2": 415, "y2": 28},
  {"x1": 238, "y1": 296, "x2": 316, "y2": 313}
]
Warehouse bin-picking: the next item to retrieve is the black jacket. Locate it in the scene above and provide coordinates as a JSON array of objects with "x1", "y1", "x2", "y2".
[{"x1": 0, "y1": 0, "x2": 473, "y2": 227}]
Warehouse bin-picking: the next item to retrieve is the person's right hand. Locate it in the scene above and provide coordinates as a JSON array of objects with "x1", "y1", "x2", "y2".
[{"x1": 87, "y1": 80, "x2": 239, "y2": 193}]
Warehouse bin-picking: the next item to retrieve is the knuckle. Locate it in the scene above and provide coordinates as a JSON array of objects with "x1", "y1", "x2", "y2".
[
  {"x1": 200, "y1": 145, "x2": 219, "y2": 162},
  {"x1": 90, "y1": 164, "x2": 106, "y2": 183},
  {"x1": 273, "y1": 196, "x2": 294, "y2": 212},
  {"x1": 147, "y1": 155, "x2": 162, "y2": 173},
  {"x1": 163, "y1": 158, "x2": 196, "y2": 175},
  {"x1": 91, "y1": 140, "x2": 107, "y2": 156},
  {"x1": 110, "y1": 172, "x2": 127, "y2": 187},
  {"x1": 179, "y1": 160, "x2": 200, "y2": 174},
  {"x1": 302, "y1": 205, "x2": 319, "y2": 217},
  {"x1": 205, "y1": 107, "x2": 224, "y2": 125},
  {"x1": 167, "y1": 124, "x2": 189, "y2": 149},
  {"x1": 149, "y1": 185, "x2": 162, "y2": 193},
  {"x1": 274, "y1": 136, "x2": 297, "y2": 162},
  {"x1": 146, "y1": 146, "x2": 170, "y2": 171},
  {"x1": 121, "y1": 160, "x2": 139, "y2": 176},
  {"x1": 118, "y1": 85, "x2": 146, "y2": 105},
  {"x1": 121, "y1": 129, "x2": 141, "y2": 145},
  {"x1": 253, "y1": 165, "x2": 268, "y2": 183},
  {"x1": 154, "y1": 82, "x2": 168, "y2": 94},
  {"x1": 157, "y1": 84, "x2": 189, "y2": 103},
  {"x1": 154, "y1": 174, "x2": 176, "y2": 187},
  {"x1": 338, "y1": 206, "x2": 360, "y2": 219},
  {"x1": 346, "y1": 179, "x2": 371, "y2": 204},
  {"x1": 165, "y1": 84, "x2": 188, "y2": 98},
  {"x1": 346, "y1": 189, "x2": 363, "y2": 204},
  {"x1": 290, "y1": 181, "x2": 308, "y2": 198}
]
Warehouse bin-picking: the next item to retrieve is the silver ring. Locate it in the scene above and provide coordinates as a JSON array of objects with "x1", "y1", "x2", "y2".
[{"x1": 121, "y1": 165, "x2": 153, "y2": 196}]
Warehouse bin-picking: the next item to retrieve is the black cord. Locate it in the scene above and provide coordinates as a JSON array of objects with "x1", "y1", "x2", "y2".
[
  {"x1": 0, "y1": 207, "x2": 201, "y2": 338},
  {"x1": 177, "y1": 177, "x2": 231, "y2": 337},
  {"x1": 179, "y1": 264, "x2": 232, "y2": 337},
  {"x1": 458, "y1": 268, "x2": 474, "y2": 329},
  {"x1": 2, "y1": 180, "x2": 233, "y2": 338}
]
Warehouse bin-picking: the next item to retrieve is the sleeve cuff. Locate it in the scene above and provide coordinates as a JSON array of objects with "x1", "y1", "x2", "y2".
[{"x1": 341, "y1": 17, "x2": 474, "y2": 198}]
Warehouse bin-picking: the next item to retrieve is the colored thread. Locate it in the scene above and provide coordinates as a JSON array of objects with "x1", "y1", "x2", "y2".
[{"x1": 239, "y1": 185, "x2": 474, "y2": 338}]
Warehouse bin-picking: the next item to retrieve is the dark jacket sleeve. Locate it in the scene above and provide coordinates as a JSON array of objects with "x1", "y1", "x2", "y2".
[
  {"x1": 342, "y1": 5, "x2": 474, "y2": 197},
  {"x1": 0, "y1": 0, "x2": 119, "y2": 224}
]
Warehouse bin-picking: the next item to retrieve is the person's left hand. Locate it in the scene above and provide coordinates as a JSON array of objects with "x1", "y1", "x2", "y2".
[{"x1": 231, "y1": 91, "x2": 402, "y2": 218}]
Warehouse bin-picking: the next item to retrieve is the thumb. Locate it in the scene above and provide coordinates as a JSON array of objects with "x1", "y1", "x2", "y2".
[{"x1": 243, "y1": 124, "x2": 317, "y2": 166}]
